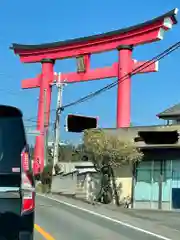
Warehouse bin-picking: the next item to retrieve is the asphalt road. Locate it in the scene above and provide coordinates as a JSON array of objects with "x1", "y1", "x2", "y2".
[{"x1": 34, "y1": 195, "x2": 176, "y2": 240}]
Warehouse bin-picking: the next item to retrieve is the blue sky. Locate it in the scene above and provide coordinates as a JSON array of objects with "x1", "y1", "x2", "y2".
[{"x1": 0, "y1": 0, "x2": 180, "y2": 144}]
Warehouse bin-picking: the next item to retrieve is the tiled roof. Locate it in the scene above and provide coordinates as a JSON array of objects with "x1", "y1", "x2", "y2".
[{"x1": 157, "y1": 103, "x2": 180, "y2": 118}]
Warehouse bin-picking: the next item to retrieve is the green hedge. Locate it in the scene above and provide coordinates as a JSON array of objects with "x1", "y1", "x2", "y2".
[
  {"x1": 41, "y1": 164, "x2": 53, "y2": 184},
  {"x1": 36, "y1": 164, "x2": 53, "y2": 193}
]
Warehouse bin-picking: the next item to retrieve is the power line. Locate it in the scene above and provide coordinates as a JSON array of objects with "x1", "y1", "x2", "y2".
[
  {"x1": 23, "y1": 41, "x2": 180, "y2": 128},
  {"x1": 24, "y1": 119, "x2": 37, "y2": 122},
  {"x1": 0, "y1": 72, "x2": 32, "y2": 96},
  {"x1": 24, "y1": 122, "x2": 54, "y2": 127},
  {"x1": 60, "y1": 41, "x2": 180, "y2": 110},
  {"x1": 0, "y1": 88, "x2": 24, "y2": 96},
  {"x1": 24, "y1": 108, "x2": 57, "y2": 122}
]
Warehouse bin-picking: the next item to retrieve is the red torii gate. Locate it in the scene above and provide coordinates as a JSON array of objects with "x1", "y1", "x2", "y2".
[{"x1": 11, "y1": 8, "x2": 178, "y2": 175}]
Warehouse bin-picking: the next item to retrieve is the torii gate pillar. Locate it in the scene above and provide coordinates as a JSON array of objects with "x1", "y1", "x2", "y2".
[
  {"x1": 34, "y1": 59, "x2": 54, "y2": 172},
  {"x1": 117, "y1": 45, "x2": 133, "y2": 127}
]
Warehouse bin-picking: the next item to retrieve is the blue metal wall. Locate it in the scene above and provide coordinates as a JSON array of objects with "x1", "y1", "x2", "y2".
[{"x1": 134, "y1": 160, "x2": 175, "y2": 208}]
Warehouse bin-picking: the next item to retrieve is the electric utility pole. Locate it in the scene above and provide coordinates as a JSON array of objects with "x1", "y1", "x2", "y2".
[{"x1": 53, "y1": 73, "x2": 64, "y2": 174}]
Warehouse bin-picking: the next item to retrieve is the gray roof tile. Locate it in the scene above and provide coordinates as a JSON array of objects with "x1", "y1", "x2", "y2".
[{"x1": 157, "y1": 103, "x2": 180, "y2": 118}]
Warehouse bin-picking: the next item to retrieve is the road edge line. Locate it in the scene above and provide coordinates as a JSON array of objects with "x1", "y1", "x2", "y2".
[{"x1": 37, "y1": 193, "x2": 172, "y2": 240}]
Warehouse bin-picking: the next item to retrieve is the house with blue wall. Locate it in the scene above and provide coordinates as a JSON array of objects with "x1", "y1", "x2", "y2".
[{"x1": 104, "y1": 103, "x2": 180, "y2": 210}]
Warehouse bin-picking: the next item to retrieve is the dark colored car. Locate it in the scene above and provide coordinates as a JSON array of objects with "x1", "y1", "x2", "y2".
[{"x1": 0, "y1": 105, "x2": 35, "y2": 240}]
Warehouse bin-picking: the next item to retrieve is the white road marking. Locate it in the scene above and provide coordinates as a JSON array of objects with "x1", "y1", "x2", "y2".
[{"x1": 37, "y1": 193, "x2": 172, "y2": 240}]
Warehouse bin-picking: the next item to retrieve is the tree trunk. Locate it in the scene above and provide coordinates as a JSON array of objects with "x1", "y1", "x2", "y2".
[
  {"x1": 131, "y1": 163, "x2": 137, "y2": 208},
  {"x1": 110, "y1": 166, "x2": 120, "y2": 206}
]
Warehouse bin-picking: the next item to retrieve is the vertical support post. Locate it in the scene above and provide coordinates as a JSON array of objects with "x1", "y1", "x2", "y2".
[
  {"x1": 158, "y1": 160, "x2": 163, "y2": 209},
  {"x1": 170, "y1": 160, "x2": 172, "y2": 210},
  {"x1": 53, "y1": 73, "x2": 64, "y2": 175},
  {"x1": 33, "y1": 59, "x2": 55, "y2": 175},
  {"x1": 86, "y1": 173, "x2": 91, "y2": 201},
  {"x1": 151, "y1": 160, "x2": 154, "y2": 209},
  {"x1": 117, "y1": 45, "x2": 133, "y2": 128}
]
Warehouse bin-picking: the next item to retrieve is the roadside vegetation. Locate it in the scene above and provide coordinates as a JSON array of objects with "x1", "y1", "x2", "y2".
[
  {"x1": 35, "y1": 129, "x2": 143, "y2": 203},
  {"x1": 82, "y1": 129, "x2": 143, "y2": 205}
]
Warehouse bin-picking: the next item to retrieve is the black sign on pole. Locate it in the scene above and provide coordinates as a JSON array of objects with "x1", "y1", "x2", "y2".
[{"x1": 66, "y1": 114, "x2": 98, "y2": 132}]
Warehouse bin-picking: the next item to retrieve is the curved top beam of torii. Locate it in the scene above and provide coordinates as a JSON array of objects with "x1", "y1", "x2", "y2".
[{"x1": 10, "y1": 8, "x2": 178, "y2": 63}]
